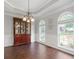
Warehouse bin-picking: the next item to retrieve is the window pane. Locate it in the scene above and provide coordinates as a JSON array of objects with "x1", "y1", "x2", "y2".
[
  {"x1": 39, "y1": 20, "x2": 45, "y2": 42},
  {"x1": 58, "y1": 12, "x2": 74, "y2": 22},
  {"x1": 59, "y1": 22, "x2": 74, "y2": 49}
]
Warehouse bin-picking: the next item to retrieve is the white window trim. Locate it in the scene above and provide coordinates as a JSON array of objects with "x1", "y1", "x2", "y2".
[{"x1": 57, "y1": 12, "x2": 74, "y2": 52}]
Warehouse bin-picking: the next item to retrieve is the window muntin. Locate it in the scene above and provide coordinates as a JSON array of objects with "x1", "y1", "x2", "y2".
[{"x1": 58, "y1": 12, "x2": 74, "y2": 50}]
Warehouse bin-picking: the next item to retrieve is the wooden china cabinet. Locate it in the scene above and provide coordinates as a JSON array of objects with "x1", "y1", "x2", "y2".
[{"x1": 13, "y1": 17, "x2": 31, "y2": 46}]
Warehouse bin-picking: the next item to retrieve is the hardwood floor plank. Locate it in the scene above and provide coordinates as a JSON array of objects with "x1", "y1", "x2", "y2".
[{"x1": 4, "y1": 42, "x2": 73, "y2": 59}]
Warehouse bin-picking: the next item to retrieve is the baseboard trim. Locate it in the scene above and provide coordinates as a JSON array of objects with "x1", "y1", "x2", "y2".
[
  {"x1": 35, "y1": 41, "x2": 74, "y2": 56},
  {"x1": 4, "y1": 45, "x2": 14, "y2": 48}
]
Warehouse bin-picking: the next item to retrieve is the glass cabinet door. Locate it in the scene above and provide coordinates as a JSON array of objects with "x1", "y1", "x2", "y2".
[
  {"x1": 15, "y1": 20, "x2": 31, "y2": 35},
  {"x1": 20, "y1": 21, "x2": 26, "y2": 34},
  {"x1": 25, "y1": 22, "x2": 31, "y2": 34},
  {"x1": 15, "y1": 21, "x2": 20, "y2": 34}
]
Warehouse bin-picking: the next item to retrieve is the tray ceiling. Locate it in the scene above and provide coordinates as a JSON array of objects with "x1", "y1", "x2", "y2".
[
  {"x1": 5, "y1": 0, "x2": 58, "y2": 13},
  {"x1": 4, "y1": 0, "x2": 73, "y2": 17}
]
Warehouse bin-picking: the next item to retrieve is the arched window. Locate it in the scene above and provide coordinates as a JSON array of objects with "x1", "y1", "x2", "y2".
[
  {"x1": 58, "y1": 12, "x2": 73, "y2": 22},
  {"x1": 39, "y1": 20, "x2": 45, "y2": 42},
  {"x1": 58, "y1": 11, "x2": 74, "y2": 50}
]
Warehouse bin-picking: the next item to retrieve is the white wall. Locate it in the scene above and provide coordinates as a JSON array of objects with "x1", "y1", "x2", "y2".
[
  {"x1": 35, "y1": 5, "x2": 74, "y2": 55},
  {"x1": 31, "y1": 21, "x2": 35, "y2": 42},
  {"x1": 4, "y1": 15, "x2": 14, "y2": 47}
]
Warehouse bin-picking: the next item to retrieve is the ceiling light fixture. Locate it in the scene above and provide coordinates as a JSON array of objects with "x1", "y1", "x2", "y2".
[{"x1": 23, "y1": 0, "x2": 35, "y2": 22}]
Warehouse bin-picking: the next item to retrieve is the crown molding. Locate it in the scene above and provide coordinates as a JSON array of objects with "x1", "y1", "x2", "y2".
[
  {"x1": 4, "y1": 0, "x2": 58, "y2": 14},
  {"x1": 4, "y1": 1, "x2": 74, "y2": 19},
  {"x1": 36, "y1": 2, "x2": 74, "y2": 19},
  {"x1": 4, "y1": 0, "x2": 74, "y2": 19},
  {"x1": 4, "y1": 10, "x2": 24, "y2": 18},
  {"x1": 31, "y1": 0, "x2": 58, "y2": 14},
  {"x1": 4, "y1": 0, "x2": 25, "y2": 12}
]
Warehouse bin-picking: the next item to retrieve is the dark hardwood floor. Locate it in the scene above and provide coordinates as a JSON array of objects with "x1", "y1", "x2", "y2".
[{"x1": 4, "y1": 42, "x2": 73, "y2": 59}]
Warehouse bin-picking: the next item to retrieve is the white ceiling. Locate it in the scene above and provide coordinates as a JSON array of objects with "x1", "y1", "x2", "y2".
[
  {"x1": 4, "y1": 0, "x2": 73, "y2": 17},
  {"x1": 5, "y1": 0, "x2": 52, "y2": 11},
  {"x1": 5, "y1": 0, "x2": 58, "y2": 13}
]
